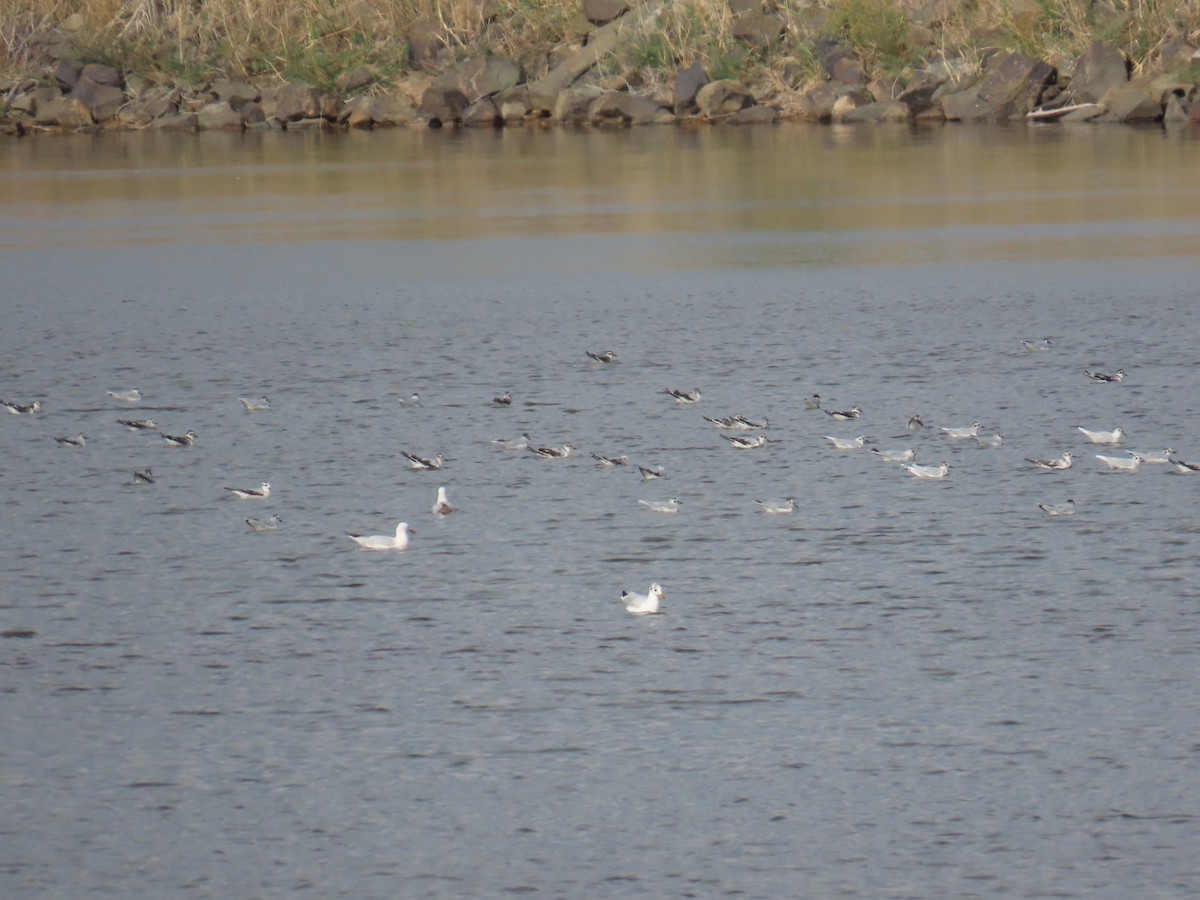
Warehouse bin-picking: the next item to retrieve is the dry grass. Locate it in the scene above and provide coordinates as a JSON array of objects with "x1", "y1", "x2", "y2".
[{"x1": 2, "y1": 0, "x2": 1198, "y2": 90}]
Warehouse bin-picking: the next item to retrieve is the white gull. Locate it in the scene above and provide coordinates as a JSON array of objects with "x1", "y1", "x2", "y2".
[
  {"x1": 348, "y1": 521, "x2": 414, "y2": 550},
  {"x1": 621, "y1": 583, "x2": 664, "y2": 615}
]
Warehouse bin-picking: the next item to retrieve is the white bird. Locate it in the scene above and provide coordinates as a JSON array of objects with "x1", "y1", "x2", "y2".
[
  {"x1": 491, "y1": 433, "x2": 530, "y2": 451},
  {"x1": 1126, "y1": 448, "x2": 1173, "y2": 464},
  {"x1": 1084, "y1": 368, "x2": 1126, "y2": 383},
  {"x1": 639, "y1": 498, "x2": 682, "y2": 514},
  {"x1": 432, "y1": 486, "x2": 454, "y2": 515},
  {"x1": 107, "y1": 388, "x2": 143, "y2": 403},
  {"x1": 133, "y1": 468, "x2": 154, "y2": 484},
  {"x1": 870, "y1": 447, "x2": 915, "y2": 463},
  {"x1": 1022, "y1": 338, "x2": 1053, "y2": 352},
  {"x1": 403, "y1": 450, "x2": 444, "y2": 470},
  {"x1": 1078, "y1": 426, "x2": 1123, "y2": 444},
  {"x1": 348, "y1": 521, "x2": 414, "y2": 550},
  {"x1": 733, "y1": 414, "x2": 768, "y2": 429},
  {"x1": 226, "y1": 481, "x2": 270, "y2": 499},
  {"x1": 1026, "y1": 451, "x2": 1073, "y2": 470},
  {"x1": 803, "y1": 394, "x2": 822, "y2": 410},
  {"x1": 825, "y1": 435, "x2": 867, "y2": 450},
  {"x1": 54, "y1": 433, "x2": 87, "y2": 447},
  {"x1": 161, "y1": 430, "x2": 197, "y2": 447},
  {"x1": 586, "y1": 349, "x2": 617, "y2": 363},
  {"x1": 246, "y1": 514, "x2": 282, "y2": 532},
  {"x1": 823, "y1": 405, "x2": 862, "y2": 421},
  {"x1": 620, "y1": 583, "x2": 664, "y2": 615},
  {"x1": 972, "y1": 432, "x2": 1004, "y2": 448},
  {"x1": 592, "y1": 453, "x2": 630, "y2": 466},
  {"x1": 940, "y1": 422, "x2": 982, "y2": 439},
  {"x1": 492, "y1": 391, "x2": 512, "y2": 407},
  {"x1": 1169, "y1": 457, "x2": 1200, "y2": 474},
  {"x1": 529, "y1": 443, "x2": 573, "y2": 459},
  {"x1": 639, "y1": 465, "x2": 666, "y2": 481},
  {"x1": 907, "y1": 414, "x2": 925, "y2": 430},
  {"x1": 1038, "y1": 499, "x2": 1076, "y2": 517},
  {"x1": 117, "y1": 417, "x2": 157, "y2": 431},
  {"x1": 756, "y1": 498, "x2": 795, "y2": 514},
  {"x1": 663, "y1": 387, "x2": 701, "y2": 404},
  {"x1": 903, "y1": 461, "x2": 951, "y2": 479},
  {"x1": 723, "y1": 434, "x2": 768, "y2": 450},
  {"x1": 1096, "y1": 453, "x2": 1142, "y2": 471},
  {"x1": 2, "y1": 399, "x2": 43, "y2": 414},
  {"x1": 239, "y1": 396, "x2": 270, "y2": 411},
  {"x1": 397, "y1": 393, "x2": 422, "y2": 408}
]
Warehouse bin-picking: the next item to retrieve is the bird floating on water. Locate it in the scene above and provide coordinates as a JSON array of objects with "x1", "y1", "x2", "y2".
[
  {"x1": 348, "y1": 521, "x2": 414, "y2": 550},
  {"x1": 397, "y1": 393, "x2": 422, "y2": 408},
  {"x1": 1038, "y1": 499, "x2": 1076, "y2": 517},
  {"x1": 638, "y1": 498, "x2": 682, "y2": 514},
  {"x1": 491, "y1": 433, "x2": 530, "y2": 451},
  {"x1": 723, "y1": 434, "x2": 768, "y2": 450},
  {"x1": 663, "y1": 387, "x2": 701, "y2": 404},
  {"x1": 432, "y1": 486, "x2": 454, "y2": 515},
  {"x1": 871, "y1": 447, "x2": 915, "y2": 463},
  {"x1": 639, "y1": 465, "x2": 666, "y2": 481},
  {"x1": 134, "y1": 468, "x2": 155, "y2": 484},
  {"x1": 1026, "y1": 451, "x2": 1073, "y2": 470},
  {"x1": 907, "y1": 414, "x2": 926, "y2": 430},
  {"x1": 226, "y1": 481, "x2": 270, "y2": 499},
  {"x1": 940, "y1": 422, "x2": 982, "y2": 439},
  {"x1": 1169, "y1": 456, "x2": 1200, "y2": 474},
  {"x1": 1126, "y1": 448, "x2": 1173, "y2": 464},
  {"x1": 403, "y1": 450, "x2": 444, "y2": 470},
  {"x1": 107, "y1": 388, "x2": 143, "y2": 403},
  {"x1": 161, "y1": 430, "x2": 197, "y2": 447},
  {"x1": 1022, "y1": 338, "x2": 1053, "y2": 352},
  {"x1": 1077, "y1": 426, "x2": 1123, "y2": 444},
  {"x1": 2, "y1": 399, "x2": 42, "y2": 414},
  {"x1": 825, "y1": 435, "x2": 868, "y2": 450},
  {"x1": 1084, "y1": 368, "x2": 1126, "y2": 383},
  {"x1": 620, "y1": 583, "x2": 664, "y2": 615},
  {"x1": 824, "y1": 405, "x2": 862, "y2": 421},
  {"x1": 54, "y1": 433, "x2": 87, "y2": 448},
  {"x1": 592, "y1": 453, "x2": 630, "y2": 466},
  {"x1": 492, "y1": 391, "x2": 512, "y2": 407},
  {"x1": 973, "y1": 432, "x2": 1004, "y2": 449},
  {"x1": 529, "y1": 443, "x2": 573, "y2": 459},
  {"x1": 756, "y1": 498, "x2": 795, "y2": 514},
  {"x1": 246, "y1": 515, "x2": 282, "y2": 532},
  {"x1": 239, "y1": 396, "x2": 270, "y2": 411},
  {"x1": 904, "y1": 461, "x2": 951, "y2": 479},
  {"x1": 117, "y1": 417, "x2": 157, "y2": 431},
  {"x1": 1096, "y1": 453, "x2": 1142, "y2": 471},
  {"x1": 804, "y1": 394, "x2": 822, "y2": 410},
  {"x1": 586, "y1": 349, "x2": 617, "y2": 363}
]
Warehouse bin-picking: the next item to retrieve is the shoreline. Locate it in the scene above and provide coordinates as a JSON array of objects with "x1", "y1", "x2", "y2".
[{"x1": 3, "y1": 2, "x2": 1199, "y2": 137}]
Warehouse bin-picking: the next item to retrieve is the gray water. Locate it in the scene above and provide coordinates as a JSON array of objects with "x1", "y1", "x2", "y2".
[{"x1": 2, "y1": 125, "x2": 1199, "y2": 898}]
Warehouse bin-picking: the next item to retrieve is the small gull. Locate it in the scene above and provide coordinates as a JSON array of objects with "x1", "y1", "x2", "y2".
[
  {"x1": 432, "y1": 486, "x2": 454, "y2": 515},
  {"x1": 348, "y1": 521, "x2": 414, "y2": 550},
  {"x1": 1169, "y1": 457, "x2": 1200, "y2": 474},
  {"x1": 117, "y1": 417, "x2": 157, "y2": 431},
  {"x1": 871, "y1": 447, "x2": 915, "y2": 463},
  {"x1": 940, "y1": 422, "x2": 982, "y2": 439},
  {"x1": 723, "y1": 434, "x2": 768, "y2": 450},
  {"x1": 161, "y1": 430, "x2": 197, "y2": 447},
  {"x1": 639, "y1": 465, "x2": 666, "y2": 481},
  {"x1": 592, "y1": 453, "x2": 630, "y2": 467},
  {"x1": 825, "y1": 434, "x2": 868, "y2": 450},
  {"x1": 1084, "y1": 368, "x2": 1126, "y2": 383},
  {"x1": 134, "y1": 468, "x2": 155, "y2": 484},
  {"x1": 586, "y1": 349, "x2": 618, "y2": 364},
  {"x1": 1096, "y1": 453, "x2": 1143, "y2": 472},
  {"x1": 972, "y1": 432, "x2": 1004, "y2": 449},
  {"x1": 639, "y1": 498, "x2": 682, "y2": 514},
  {"x1": 704, "y1": 414, "x2": 765, "y2": 430},
  {"x1": 1038, "y1": 499, "x2": 1076, "y2": 517},
  {"x1": 803, "y1": 394, "x2": 822, "y2": 410},
  {"x1": 1026, "y1": 451, "x2": 1073, "y2": 470},
  {"x1": 621, "y1": 583, "x2": 664, "y2": 615},
  {"x1": 107, "y1": 389, "x2": 143, "y2": 403},
  {"x1": 226, "y1": 481, "x2": 270, "y2": 499},
  {"x1": 2, "y1": 399, "x2": 43, "y2": 414},
  {"x1": 904, "y1": 461, "x2": 951, "y2": 479},
  {"x1": 491, "y1": 433, "x2": 530, "y2": 451},
  {"x1": 239, "y1": 396, "x2": 270, "y2": 411},
  {"x1": 529, "y1": 443, "x2": 573, "y2": 459},
  {"x1": 907, "y1": 414, "x2": 926, "y2": 430},
  {"x1": 1022, "y1": 338, "x2": 1053, "y2": 352},
  {"x1": 824, "y1": 405, "x2": 862, "y2": 421},
  {"x1": 756, "y1": 498, "x2": 796, "y2": 514},
  {"x1": 663, "y1": 387, "x2": 702, "y2": 404},
  {"x1": 246, "y1": 515, "x2": 282, "y2": 532},
  {"x1": 403, "y1": 450, "x2": 444, "y2": 470},
  {"x1": 1126, "y1": 448, "x2": 1173, "y2": 464},
  {"x1": 733, "y1": 414, "x2": 768, "y2": 429},
  {"x1": 54, "y1": 433, "x2": 87, "y2": 448},
  {"x1": 492, "y1": 391, "x2": 512, "y2": 407},
  {"x1": 397, "y1": 393, "x2": 422, "y2": 408},
  {"x1": 1077, "y1": 426, "x2": 1123, "y2": 444}
]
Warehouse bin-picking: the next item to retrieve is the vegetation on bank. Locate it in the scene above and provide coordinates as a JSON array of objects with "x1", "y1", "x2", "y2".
[{"x1": 3, "y1": 1, "x2": 1199, "y2": 96}]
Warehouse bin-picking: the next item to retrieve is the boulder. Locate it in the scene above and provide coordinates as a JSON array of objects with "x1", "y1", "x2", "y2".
[
  {"x1": 341, "y1": 95, "x2": 374, "y2": 128},
  {"x1": 212, "y1": 80, "x2": 258, "y2": 105},
  {"x1": 271, "y1": 83, "x2": 321, "y2": 121},
  {"x1": 839, "y1": 99, "x2": 912, "y2": 122},
  {"x1": 368, "y1": 94, "x2": 420, "y2": 126},
  {"x1": 462, "y1": 96, "x2": 502, "y2": 126},
  {"x1": 831, "y1": 90, "x2": 873, "y2": 120},
  {"x1": 975, "y1": 51, "x2": 1055, "y2": 119},
  {"x1": 197, "y1": 101, "x2": 244, "y2": 129},
  {"x1": 727, "y1": 105, "x2": 778, "y2": 125},
  {"x1": 80, "y1": 63, "x2": 122, "y2": 87},
  {"x1": 583, "y1": 0, "x2": 629, "y2": 25},
  {"x1": 238, "y1": 101, "x2": 266, "y2": 125},
  {"x1": 433, "y1": 55, "x2": 523, "y2": 103},
  {"x1": 823, "y1": 46, "x2": 864, "y2": 85},
  {"x1": 800, "y1": 83, "x2": 842, "y2": 121},
  {"x1": 32, "y1": 96, "x2": 66, "y2": 125},
  {"x1": 1071, "y1": 41, "x2": 1129, "y2": 103},
  {"x1": 69, "y1": 79, "x2": 125, "y2": 121},
  {"x1": 554, "y1": 85, "x2": 604, "y2": 123},
  {"x1": 1100, "y1": 77, "x2": 1162, "y2": 123},
  {"x1": 57, "y1": 97, "x2": 95, "y2": 128},
  {"x1": 695, "y1": 79, "x2": 753, "y2": 118},
  {"x1": 1188, "y1": 99, "x2": 1200, "y2": 125},
  {"x1": 939, "y1": 81, "x2": 988, "y2": 121},
  {"x1": 406, "y1": 22, "x2": 450, "y2": 71},
  {"x1": 897, "y1": 81, "x2": 941, "y2": 116},
  {"x1": 420, "y1": 85, "x2": 469, "y2": 124},
  {"x1": 152, "y1": 113, "x2": 199, "y2": 131},
  {"x1": 336, "y1": 67, "x2": 374, "y2": 93},
  {"x1": 673, "y1": 61, "x2": 709, "y2": 116},
  {"x1": 53, "y1": 59, "x2": 82, "y2": 90}
]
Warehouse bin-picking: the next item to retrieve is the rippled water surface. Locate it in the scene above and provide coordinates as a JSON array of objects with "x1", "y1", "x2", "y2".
[{"x1": 2, "y1": 125, "x2": 1199, "y2": 898}]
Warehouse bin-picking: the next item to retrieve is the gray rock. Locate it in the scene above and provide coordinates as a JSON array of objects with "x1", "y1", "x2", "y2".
[
  {"x1": 823, "y1": 47, "x2": 864, "y2": 85},
  {"x1": 695, "y1": 80, "x2": 754, "y2": 118},
  {"x1": 197, "y1": 101, "x2": 244, "y2": 130},
  {"x1": 32, "y1": 95, "x2": 66, "y2": 125},
  {"x1": 673, "y1": 61, "x2": 709, "y2": 116},
  {"x1": 939, "y1": 81, "x2": 988, "y2": 121},
  {"x1": 53, "y1": 59, "x2": 81, "y2": 90},
  {"x1": 239, "y1": 101, "x2": 266, "y2": 125},
  {"x1": 433, "y1": 55, "x2": 523, "y2": 103},
  {"x1": 462, "y1": 96, "x2": 502, "y2": 126},
  {"x1": 368, "y1": 94, "x2": 420, "y2": 127},
  {"x1": 336, "y1": 67, "x2": 374, "y2": 93},
  {"x1": 271, "y1": 83, "x2": 321, "y2": 121},
  {"x1": 153, "y1": 113, "x2": 199, "y2": 131},
  {"x1": 80, "y1": 63, "x2": 122, "y2": 87},
  {"x1": 68, "y1": 80, "x2": 125, "y2": 121},
  {"x1": 341, "y1": 96, "x2": 374, "y2": 128},
  {"x1": 212, "y1": 80, "x2": 258, "y2": 105},
  {"x1": 583, "y1": 0, "x2": 629, "y2": 25},
  {"x1": 1071, "y1": 41, "x2": 1129, "y2": 103},
  {"x1": 420, "y1": 85, "x2": 469, "y2": 124},
  {"x1": 831, "y1": 90, "x2": 873, "y2": 120},
  {"x1": 57, "y1": 97, "x2": 95, "y2": 128},
  {"x1": 1100, "y1": 77, "x2": 1162, "y2": 123},
  {"x1": 975, "y1": 52, "x2": 1055, "y2": 119},
  {"x1": 839, "y1": 99, "x2": 912, "y2": 122},
  {"x1": 727, "y1": 105, "x2": 778, "y2": 125},
  {"x1": 406, "y1": 23, "x2": 450, "y2": 71},
  {"x1": 554, "y1": 85, "x2": 605, "y2": 123},
  {"x1": 897, "y1": 81, "x2": 941, "y2": 116},
  {"x1": 1188, "y1": 99, "x2": 1200, "y2": 125}
]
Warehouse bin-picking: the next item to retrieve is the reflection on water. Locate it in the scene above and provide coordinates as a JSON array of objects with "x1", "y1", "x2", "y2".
[{"x1": 2, "y1": 124, "x2": 1198, "y2": 266}]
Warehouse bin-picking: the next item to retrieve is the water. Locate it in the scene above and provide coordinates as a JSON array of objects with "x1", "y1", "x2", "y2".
[{"x1": 2, "y1": 125, "x2": 1199, "y2": 898}]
